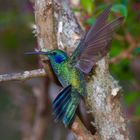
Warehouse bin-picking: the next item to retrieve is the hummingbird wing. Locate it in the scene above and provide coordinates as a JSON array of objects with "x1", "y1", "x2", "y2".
[
  {"x1": 71, "y1": 4, "x2": 112, "y2": 61},
  {"x1": 71, "y1": 10, "x2": 124, "y2": 74}
]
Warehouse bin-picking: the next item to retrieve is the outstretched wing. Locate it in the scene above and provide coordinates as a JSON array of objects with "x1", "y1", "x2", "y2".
[
  {"x1": 71, "y1": 5, "x2": 112, "y2": 60},
  {"x1": 71, "y1": 6, "x2": 124, "y2": 74}
]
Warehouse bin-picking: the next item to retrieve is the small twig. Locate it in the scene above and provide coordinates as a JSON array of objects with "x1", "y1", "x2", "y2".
[
  {"x1": 0, "y1": 69, "x2": 46, "y2": 82},
  {"x1": 111, "y1": 32, "x2": 137, "y2": 64}
]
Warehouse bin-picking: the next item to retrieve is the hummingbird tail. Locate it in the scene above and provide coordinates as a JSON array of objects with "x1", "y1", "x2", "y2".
[
  {"x1": 53, "y1": 85, "x2": 72, "y2": 122},
  {"x1": 52, "y1": 85, "x2": 80, "y2": 126},
  {"x1": 63, "y1": 94, "x2": 80, "y2": 127}
]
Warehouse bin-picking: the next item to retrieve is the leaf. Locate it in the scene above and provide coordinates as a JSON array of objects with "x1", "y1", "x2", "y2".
[
  {"x1": 135, "y1": 105, "x2": 140, "y2": 116},
  {"x1": 110, "y1": 59, "x2": 133, "y2": 80},
  {"x1": 134, "y1": 47, "x2": 140, "y2": 54},
  {"x1": 86, "y1": 17, "x2": 96, "y2": 26},
  {"x1": 124, "y1": 92, "x2": 139, "y2": 106},
  {"x1": 111, "y1": 4, "x2": 128, "y2": 18},
  {"x1": 122, "y1": 0, "x2": 129, "y2": 6},
  {"x1": 110, "y1": 40, "x2": 123, "y2": 57},
  {"x1": 80, "y1": 0, "x2": 94, "y2": 15}
]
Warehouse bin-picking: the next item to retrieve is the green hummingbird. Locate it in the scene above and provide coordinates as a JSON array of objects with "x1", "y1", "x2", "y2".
[{"x1": 26, "y1": 5, "x2": 124, "y2": 127}]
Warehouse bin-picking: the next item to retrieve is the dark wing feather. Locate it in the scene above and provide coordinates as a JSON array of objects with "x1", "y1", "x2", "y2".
[
  {"x1": 74, "y1": 17, "x2": 124, "y2": 74},
  {"x1": 71, "y1": 5, "x2": 112, "y2": 60},
  {"x1": 85, "y1": 4, "x2": 112, "y2": 42}
]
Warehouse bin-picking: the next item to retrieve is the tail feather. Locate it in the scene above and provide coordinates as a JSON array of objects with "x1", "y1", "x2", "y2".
[
  {"x1": 53, "y1": 85, "x2": 71, "y2": 107},
  {"x1": 52, "y1": 85, "x2": 80, "y2": 126},
  {"x1": 55, "y1": 99, "x2": 71, "y2": 122},
  {"x1": 53, "y1": 89, "x2": 71, "y2": 115},
  {"x1": 63, "y1": 95, "x2": 80, "y2": 126},
  {"x1": 53, "y1": 85, "x2": 71, "y2": 122}
]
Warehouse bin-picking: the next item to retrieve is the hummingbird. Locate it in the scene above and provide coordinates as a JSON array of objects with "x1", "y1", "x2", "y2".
[{"x1": 26, "y1": 5, "x2": 124, "y2": 127}]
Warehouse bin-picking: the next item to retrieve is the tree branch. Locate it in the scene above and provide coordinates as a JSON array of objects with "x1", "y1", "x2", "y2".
[
  {"x1": 71, "y1": 116, "x2": 99, "y2": 140},
  {"x1": 34, "y1": 0, "x2": 96, "y2": 139},
  {"x1": 0, "y1": 69, "x2": 46, "y2": 82},
  {"x1": 86, "y1": 57, "x2": 130, "y2": 140}
]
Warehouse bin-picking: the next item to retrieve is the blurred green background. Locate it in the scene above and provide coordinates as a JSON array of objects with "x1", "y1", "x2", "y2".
[{"x1": 0, "y1": 0, "x2": 140, "y2": 140}]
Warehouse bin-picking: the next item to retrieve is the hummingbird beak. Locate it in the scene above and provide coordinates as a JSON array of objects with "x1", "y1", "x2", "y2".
[{"x1": 25, "y1": 51, "x2": 49, "y2": 55}]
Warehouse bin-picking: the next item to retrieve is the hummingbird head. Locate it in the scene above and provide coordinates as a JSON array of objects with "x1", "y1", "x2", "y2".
[
  {"x1": 47, "y1": 49, "x2": 69, "y2": 64},
  {"x1": 26, "y1": 49, "x2": 69, "y2": 64}
]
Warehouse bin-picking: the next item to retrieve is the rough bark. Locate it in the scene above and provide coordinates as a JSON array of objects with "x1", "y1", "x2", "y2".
[{"x1": 86, "y1": 58, "x2": 130, "y2": 140}]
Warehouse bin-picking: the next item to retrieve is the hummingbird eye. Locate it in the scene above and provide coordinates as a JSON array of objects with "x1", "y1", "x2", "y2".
[{"x1": 52, "y1": 52, "x2": 57, "y2": 55}]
